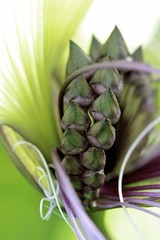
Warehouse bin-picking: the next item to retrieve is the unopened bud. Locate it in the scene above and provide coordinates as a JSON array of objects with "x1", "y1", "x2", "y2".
[
  {"x1": 81, "y1": 170, "x2": 105, "y2": 189},
  {"x1": 99, "y1": 26, "x2": 129, "y2": 60},
  {"x1": 87, "y1": 119, "x2": 115, "y2": 150},
  {"x1": 82, "y1": 147, "x2": 106, "y2": 171},
  {"x1": 70, "y1": 176, "x2": 84, "y2": 190},
  {"x1": 89, "y1": 35, "x2": 102, "y2": 61},
  {"x1": 90, "y1": 88, "x2": 121, "y2": 124},
  {"x1": 66, "y1": 41, "x2": 92, "y2": 77},
  {"x1": 90, "y1": 68, "x2": 122, "y2": 96},
  {"x1": 64, "y1": 76, "x2": 94, "y2": 106},
  {"x1": 61, "y1": 101, "x2": 90, "y2": 131},
  {"x1": 60, "y1": 128, "x2": 87, "y2": 155},
  {"x1": 82, "y1": 186, "x2": 97, "y2": 201},
  {"x1": 62, "y1": 155, "x2": 84, "y2": 175}
]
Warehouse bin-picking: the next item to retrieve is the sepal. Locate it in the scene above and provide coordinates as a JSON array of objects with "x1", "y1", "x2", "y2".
[
  {"x1": 81, "y1": 170, "x2": 105, "y2": 188},
  {"x1": 61, "y1": 101, "x2": 90, "y2": 131},
  {"x1": 64, "y1": 76, "x2": 94, "y2": 106},
  {"x1": 89, "y1": 35, "x2": 102, "y2": 61},
  {"x1": 99, "y1": 26, "x2": 129, "y2": 59},
  {"x1": 90, "y1": 67, "x2": 122, "y2": 96},
  {"x1": 60, "y1": 127, "x2": 87, "y2": 155},
  {"x1": 82, "y1": 147, "x2": 106, "y2": 171},
  {"x1": 62, "y1": 155, "x2": 84, "y2": 175},
  {"x1": 89, "y1": 88, "x2": 121, "y2": 123},
  {"x1": 87, "y1": 119, "x2": 115, "y2": 150},
  {"x1": 66, "y1": 41, "x2": 92, "y2": 77}
]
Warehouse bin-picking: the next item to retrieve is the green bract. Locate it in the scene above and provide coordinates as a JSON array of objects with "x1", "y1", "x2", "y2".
[{"x1": 0, "y1": 0, "x2": 92, "y2": 188}]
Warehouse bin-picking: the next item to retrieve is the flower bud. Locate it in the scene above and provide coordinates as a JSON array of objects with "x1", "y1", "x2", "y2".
[
  {"x1": 99, "y1": 26, "x2": 129, "y2": 60},
  {"x1": 60, "y1": 127, "x2": 88, "y2": 155},
  {"x1": 82, "y1": 186, "x2": 99, "y2": 201},
  {"x1": 64, "y1": 76, "x2": 94, "y2": 106},
  {"x1": 62, "y1": 155, "x2": 84, "y2": 175},
  {"x1": 82, "y1": 147, "x2": 106, "y2": 171},
  {"x1": 87, "y1": 119, "x2": 115, "y2": 150},
  {"x1": 81, "y1": 170, "x2": 105, "y2": 189},
  {"x1": 89, "y1": 35, "x2": 102, "y2": 61},
  {"x1": 89, "y1": 88, "x2": 121, "y2": 124},
  {"x1": 61, "y1": 101, "x2": 90, "y2": 131},
  {"x1": 90, "y1": 68, "x2": 122, "y2": 96},
  {"x1": 66, "y1": 41, "x2": 92, "y2": 77},
  {"x1": 70, "y1": 176, "x2": 84, "y2": 190}
]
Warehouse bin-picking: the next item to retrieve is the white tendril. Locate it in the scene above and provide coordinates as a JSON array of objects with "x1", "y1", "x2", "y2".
[
  {"x1": 12, "y1": 140, "x2": 74, "y2": 231},
  {"x1": 118, "y1": 116, "x2": 160, "y2": 240}
]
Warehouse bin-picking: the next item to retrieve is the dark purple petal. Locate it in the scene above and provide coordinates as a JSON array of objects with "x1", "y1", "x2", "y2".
[{"x1": 52, "y1": 149, "x2": 106, "y2": 240}]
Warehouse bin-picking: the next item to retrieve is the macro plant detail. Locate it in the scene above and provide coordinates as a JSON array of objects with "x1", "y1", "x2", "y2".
[
  {"x1": 1, "y1": 1, "x2": 160, "y2": 239},
  {"x1": 57, "y1": 26, "x2": 157, "y2": 213},
  {"x1": 59, "y1": 31, "x2": 122, "y2": 207}
]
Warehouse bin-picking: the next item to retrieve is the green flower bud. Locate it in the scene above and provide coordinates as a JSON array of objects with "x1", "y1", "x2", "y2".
[
  {"x1": 89, "y1": 88, "x2": 121, "y2": 124},
  {"x1": 81, "y1": 170, "x2": 105, "y2": 189},
  {"x1": 62, "y1": 155, "x2": 84, "y2": 175},
  {"x1": 132, "y1": 46, "x2": 143, "y2": 62},
  {"x1": 89, "y1": 35, "x2": 102, "y2": 61},
  {"x1": 70, "y1": 175, "x2": 84, "y2": 190},
  {"x1": 90, "y1": 68, "x2": 122, "y2": 96},
  {"x1": 66, "y1": 41, "x2": 92, "y2": 77},
  {"x1": 82, "y1": 186, "x2": 99, "y2": 201},
  {"x1": 64, "y1": 76, "x2": 94, "y2": 106},
  {"x1": 61, "y1": 101, "x2": 90, "y2": 131},
  {"x1": 82, "y1": 147, "x2": 106, "y2": 171},
  {"x1": 60, "y1": 127, "x2": 87, "y2": 155},
  {"x1": 99, "y1": 26, "x2": 129, "y2": 60},
  {"x1": 87, "y1": 119, "x2": 115, "y2": 150}
]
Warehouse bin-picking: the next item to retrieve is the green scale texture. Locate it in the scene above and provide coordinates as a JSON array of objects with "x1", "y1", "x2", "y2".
[{"x1": 59, "y1": 26, "x2": 154, "y2": 208}]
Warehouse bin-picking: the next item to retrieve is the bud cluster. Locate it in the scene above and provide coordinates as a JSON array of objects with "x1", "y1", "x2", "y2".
[
  {"x1": 59, "y1": 27, "x2": 125, "y2": 207},
  {"x1": 58, "y1": 26, "x2": 154, "y2": 208}
]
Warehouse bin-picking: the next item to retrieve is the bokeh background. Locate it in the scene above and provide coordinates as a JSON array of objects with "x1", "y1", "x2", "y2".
[{"x1": 1, "y1": 0, "x2": 160, "y2": 239}]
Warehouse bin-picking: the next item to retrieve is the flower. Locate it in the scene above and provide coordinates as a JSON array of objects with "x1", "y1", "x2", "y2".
[
  {"x1": 54, "y1": 26, "x2": 160, "y2": 239},
  {"x1": 1, "y1": 1, "x2": 160, "y2": 240}
]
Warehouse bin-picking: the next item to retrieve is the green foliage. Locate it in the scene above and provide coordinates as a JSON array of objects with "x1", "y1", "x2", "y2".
[{"x1": 0, "y1": 142, "x2": 75, "y2": 240}]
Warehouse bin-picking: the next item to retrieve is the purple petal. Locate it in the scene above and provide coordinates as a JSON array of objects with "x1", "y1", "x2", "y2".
[
  {"x1": 52, "y1": 149, "x2": 106, "y2": 240},
  {"x1": 61, "y1": 191, "x2": 85, "y2": 240}
]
